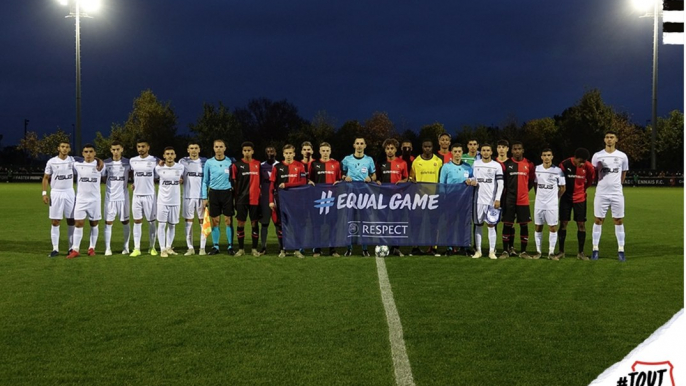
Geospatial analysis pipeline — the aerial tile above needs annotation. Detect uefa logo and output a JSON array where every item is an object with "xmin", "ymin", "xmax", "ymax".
[{"xmin": 348, "ymin": 222, "xmax": 360, "ymax": 236}]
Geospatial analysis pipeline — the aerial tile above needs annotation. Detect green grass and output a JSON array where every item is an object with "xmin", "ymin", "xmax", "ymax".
[{"xmin": 0, "ymin": 184, "xmax": 682, "ymax": 385}]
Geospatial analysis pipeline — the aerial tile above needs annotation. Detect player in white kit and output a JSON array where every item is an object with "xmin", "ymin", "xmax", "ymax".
[
  {"xmin": 101, "ymin": 141, "xmax": 131, "ymax": 256},
  {"xmin": 155, "ymin": 147, "xmax": 185, "ymax": 257},
  {"xmin": 43, "ymin": 141, "xmax": 78, "ymax": 257},
  {"xmin": 469, "ymin": 144, "xmax": 504, "ymax": 260},
  {"xmin": 591, "ymin": 131, "xmax": 629, "ymax": 262},
  {"xmin": 533, "ymin": 149, "xmax": 566, "ymax": 260},
  {"xmin": 67, "ymin": 145, "xmax": 102, "ymax": 258},
  {"xmin": 179, "ymin": 142, "xmax": 207, "ymax": 255},
  {"xmin": 129, "ymin": 140, "xmax": 159, "ymax": 257}
]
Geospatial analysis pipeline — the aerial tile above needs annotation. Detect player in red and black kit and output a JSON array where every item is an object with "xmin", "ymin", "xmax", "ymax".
[
  {"xmin": 269, "ymin": 144, "xmax": 314, "ymax": 258},
  {"xmin": 495, "ymin": 139, "xmax": 511, "ymax": 256},
  {"xmin": 301, "ymin": 141, "xmax": 314, "ymax": 174},
  {"xmin": 377, "ymin": 138, "xmax": 409, "ymax": 256},
  {"xmin": 558, "ymin": 147, "xmax": 595, "ymax": 260},
  {"xmin": 501, "ymin": 141, "xmax": 536, "ymax": 259},
  {"xmin": 309, "ymin": 142, "xmax": 342, "ymax": 257},
  {"xmin": 231, "ymin": 141, "xmax": 262, "ymax": 257}
]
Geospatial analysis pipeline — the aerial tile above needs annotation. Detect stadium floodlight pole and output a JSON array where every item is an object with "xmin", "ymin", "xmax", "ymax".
[
  {"xmin": 633, "ymin": 0, "xmax": 660, "ymax": 170},
  {"xmin": 57, "ymin": 0, "xmax": 100, "ymax": 152}
]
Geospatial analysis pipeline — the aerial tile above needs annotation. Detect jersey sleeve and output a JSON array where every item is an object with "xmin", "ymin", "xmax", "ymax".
[
  {"xmin": 558, "ymin": 168, "xmax": 566, "ymax": 186},
  {"xmin": 201, "ymin": 159, "xmax": 211, "ymax": 199},
  {"xmin": 269, "ymin": 165, "xmax": 277, "ymax": 204},
  {"xmin": 44, "ymin": 160, "xmax": 53, "ymax": 176},
  {"xmin": 368, "ymin": 158, "xmax": 376, "ymax": 174},
  {"xmin": 340, "ymin": 157, "xmax": 348, "ymax": 176},
  {"xmin": 622, "ymin": 154, "xmax": 629, "ymax": 171},
  {"xmin": 585, "ymin": 161, "xmax": 595, "ymax": 188},
  {"xmin": 439, "ymin": 165, "xmax": 447, "ymax": 184}
]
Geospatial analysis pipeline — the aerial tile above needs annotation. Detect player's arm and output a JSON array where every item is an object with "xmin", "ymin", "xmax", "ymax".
[
  {"xmin": 409, "ymin": 162, "xmax": 416, "ymax": 183},
  {"xmin": 368, "ymin": 172, "xmax": 376, "ymax": 183},
  {"xmin": 41, "ymin": 173, "xmax": 51, "ymax": 204},
  {"xmin": 585, "ymin": 162, "xmax": 595, "ymax": 189},
  {"xmin": 269, "ymin": 165, "xmax": 278, "ymax": 206},
  {"xmin": 528, "ymin": 161, "xmax": 536, "ymax": 191},
  {"xmin": 439, "ymin": 166, "xmax": 447, "ymax": 184},
  {"xmin": 201, "ymin": 159, "xmax": 211, "ymax": 207},
  {"xmin": 494, "ymin": 177, "xmax": 504, "ymax": 209},
  {"xmin": 558, "ymin": 185, "xmax": 566, "ymax": 198}
]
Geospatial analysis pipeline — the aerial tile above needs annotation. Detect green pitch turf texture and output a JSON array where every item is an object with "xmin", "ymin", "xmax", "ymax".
[{"xmin": 0, "ymin": 184, "xmax": 682, "ymax": 385}]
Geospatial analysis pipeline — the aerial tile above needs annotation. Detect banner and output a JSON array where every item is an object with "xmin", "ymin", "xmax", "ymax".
[{"xmin": 278, "ymin": 182, "xmax": 474, "ymax": 249}]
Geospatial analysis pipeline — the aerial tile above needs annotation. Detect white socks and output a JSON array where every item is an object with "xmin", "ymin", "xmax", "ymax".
[
  {"xmin": 149, "ymin": 221, "xmax": 157, "ymax": 250},
  {"xmin": 158, "ymin": 223, "xmax": 167, "ymax": 250},
  {"xmin": 535, "ymin": 231, "xmax": 543, "ymax": 253},
  {"xmin": 51, "ymin": 225, "xmax": 60, "ymax": 251},
  {"xmin": 89, "ymin": 225, "xmax": 99, "ymax": 249},
  {"xmin": 592, "ymin": 223, "xmax": 602, "ymax": 250},
  {"xmin": 487, "ymin": 227, "xmax": 496, "ymax": 253},
  {"xmin": 474, "ymin": 225, "xmax": 483, "ymax": 252},
  {"xmin": 68, "ymin": 225, "xmax": 75, "ymax": 248},
  {"xmin": 72, "ymin": 227, "xmax": 83, "ymax": 251},
  {"xmin": 122, "ymin": 223, "xmax": 130, "ymax": 251},
  {"xmin": 133, "ymin": 223, "xmax": 142, "ymax": 250},
  {"xmin": 185, "ymin": 222, "xmax": 193, "ymax": 249},
  {"xmin": 166, "ymin": 224, "xmax": 176, "ymax": 250},
  {"xmin": 615, "ymin": 225, "xmax": 625, "ymax": 251},
  {"xmin": 549, "ymin": 232, "xmax": 557, "ymax": 255},
  {"xmin": 105, "ymin": 224, "xmax": 113, "ymax": 250}
]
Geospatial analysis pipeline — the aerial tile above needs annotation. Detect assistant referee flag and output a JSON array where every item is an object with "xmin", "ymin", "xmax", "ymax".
[{"xmin": 202, "ymin": 207, "xmax": 212, "ymax": 237}]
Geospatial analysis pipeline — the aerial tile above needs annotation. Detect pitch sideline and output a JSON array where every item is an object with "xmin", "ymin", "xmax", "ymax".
[{"xmin": 375, "ymin": 256, "xmax": 416, "ymax": 386}]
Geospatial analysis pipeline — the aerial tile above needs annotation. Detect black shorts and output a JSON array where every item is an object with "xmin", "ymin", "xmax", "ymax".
[
  {"xmin": 208, "ymin": 189, "xmax": 235, "ymax": 218},
  {"xmin": 560, "ymin": 198, "xmax": 587, "ymax": 222},
  {"xmin": 502, "ymin": 203, "xmax": 531, "ymax": 224},
  {"xmin": 236, "ymin": 203, "xmax": 260, "ymax": 222}
]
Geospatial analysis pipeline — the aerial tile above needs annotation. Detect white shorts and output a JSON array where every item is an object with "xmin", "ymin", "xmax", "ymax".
[
  {"xmin": 534, "ymin": 208, "xmax": 558, "ymax": 226},
  {"xmin": 183, "ymin": 198, "xmax": 204, "ymax": 220},
  {"xmin": 74, "ymin": 199, "xmax": 102, "ymax": 221},
  {"xmin": 157, "ymin": 204, "xmax": 180, "ymax": 224},
  {"xmin": 474, "ymin": 204, "xmax": 490, "ymax": 225},
  {"xmin": 132, "ymin": 195, "xmax": 156, "ymax": 221},
  {"xmin": 49, "ymin": 190, "xmax": 75, "ymax": 220},
  {"xmin": 594, "ymin": 194, "xmax": 625, "ymax": 219},
  {"xmin": 105, "ymin": 199, "xmax": 130, "ymax": 222}
]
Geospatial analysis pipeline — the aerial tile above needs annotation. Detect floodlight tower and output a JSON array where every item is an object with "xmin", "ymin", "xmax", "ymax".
[
  {"xmin": 56, "ymin": 0, "xmax": 101, "ymax": 152},
  {"xmin": 632, "ymin": 0, "xmax": 660, "ymax": 170}
]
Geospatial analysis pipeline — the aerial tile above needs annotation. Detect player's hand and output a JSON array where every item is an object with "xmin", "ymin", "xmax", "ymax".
[
  {"xmin": 278, "ymin": 183, "xmax": 285, "ymax": 189},
  {"xmin": 202, "ymin": 199, "xmax": 208, "ymax": 208},
  {"xmin": 364, "ymin": 177, "xmax": 371, "ymax": 183},
  {"xmin": 494, "ymin": 200, "xmax": 500, "ymax": 209},
  {"xmin": 42, "ymin": 195, "xmax": 50, "ymax": 205},
  {"xmin": 269, "ymin": 202, "xmax": 276, "ymax": 210},
  {"xmin": 344, "ymin": 176, "xmax": 352, "ymax": 182},
  {"xmin": 308, "ymin": 180, "xmax": 315, "ymax": 186},
  {"xmin": 158, "ymin": 159, "xmax": 164, "ymax": 166},
  {"xmin": 333, "ymin": 180, "xmax": 340, "ymax": 185},
  {"xmin": 375, "ymin": 180, "xmax": 381, "ymax": 185},
  {"xmin": 95, "ymin": 158, "xmax": 104, "ymax": 171}
]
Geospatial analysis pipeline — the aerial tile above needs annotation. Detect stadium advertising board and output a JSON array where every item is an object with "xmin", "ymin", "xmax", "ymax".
[{"xmin": 278, "ymin": 182, "xmax": 473, "ymax": 249}]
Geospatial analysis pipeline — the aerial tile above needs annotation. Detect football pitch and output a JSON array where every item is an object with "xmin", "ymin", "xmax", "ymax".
[{"xmin": 0, "ymin": 184, "xmax": 683, "ymax": 385}]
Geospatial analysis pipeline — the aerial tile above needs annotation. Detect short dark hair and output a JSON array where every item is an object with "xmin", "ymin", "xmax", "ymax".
[
  {"xmin": 512, "ymin": 140, "xmax": 524, "ymax": 148},
  {"xmin": 82, "ymin": 143, "xmax": 95, "ymax": 151},
  {"xmin": 164, "ymin": 146, "xmax": 175, "ymax": 152},
  {"xmin": 110, "ymin": 141, "xmax": 122, "ymax": 148},
  {"xmin": 383, "ymin": 138, "xmax": 399, "ymax": 149},
  {"xmin": 241, "ymin": 141, "xmax": 254, "ymax": 150},
  {"xmin": 574, "ymin": 148, "xmax": 590, "ymax": 161},
  {"xmin": 136, "ymin": 139, "xmax": 149, "ymax": 145},
  {"xmin": 605, "ymin": 130, "xmax": 618, "ymax": 137},
  {"xmin": 422, "ymin": 139, "xmax": 433, "ymax": 145},
  {"xmin": 497, "ymin": 139, "xmax": 509, "ymax": 147},
  {"xmin": 187, "ymin": 141, "xmax": 200, "ymax": 148},
  {"xmin": 481, "ymin": 143, "xmax": 492, "ymax": 151},
  {"xmin": 450, "ymin": 143, "xmax": 464, "ymax": 151},
  {"xmin": 353, "ymin": 137, "xmax": 366, "ymax": 144},
  {"xmin": 438, "ymin": 132, "xmax": 451, "ymax": 139},
  {"xmin": 213, "ymin": 139, "xmax": 226, "ymax": 146},
  {"xmin": 541, "ymin": 148, "xmax": 553, "ymax": 154}
]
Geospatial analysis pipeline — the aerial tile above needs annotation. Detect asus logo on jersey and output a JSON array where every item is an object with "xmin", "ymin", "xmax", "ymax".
[
  {"xmin": 538, "ymin": 184, "xmax": 554, "ymax": 189},
  {"xmin": 162, "ymin": 181, "xmax": 179, "ymax": 185},
  {"xmin": 79, "ymin": 177, "xmax": 98, "ymax": 183},
  {"xmin": 55, "ymin": 174, "xmax": 73, "ymax": 180},
  {"xmin": 186, "ymin": 172, "xmax": 203, "ymax": 177},
  {"xmin": 602, "ymin": 167, "xmax": 620, "ymax": 174},
  {"xmin": 135, "ymin": 172, "xmax": 153, "ymax": 177},
  {"xmin": 477, "ymin": 178, "xmax": 493, "ymax": 183},
  {"xmin": 108, "ymin": 176, "xmax": 126, "ymax": 181}
]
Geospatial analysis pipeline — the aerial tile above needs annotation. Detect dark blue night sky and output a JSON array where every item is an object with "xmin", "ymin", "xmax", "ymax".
[{"xmin": 1, "ymin": 0, "xmax": 683, "ymax": 146}]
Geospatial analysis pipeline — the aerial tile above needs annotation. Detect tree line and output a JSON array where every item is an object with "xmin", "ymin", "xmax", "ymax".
[{"xmin": 18, "ymin": 89, "xmax": 684, "ymax": 171}]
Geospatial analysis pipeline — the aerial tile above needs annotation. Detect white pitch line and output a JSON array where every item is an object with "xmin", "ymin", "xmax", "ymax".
[{"xmin": 376, "ymin": 256, "xmax": 416, "ymax": 386}]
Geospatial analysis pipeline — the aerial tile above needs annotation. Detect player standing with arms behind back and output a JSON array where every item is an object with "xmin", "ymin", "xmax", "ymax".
[
  {"xmin": 501, "ymin": 141, "xmax": 536, "ymax": 259},
  {"xmin": 202, "ymin": 139, "xmax": 235, "ymax": 256},
  {"xmin": 591, "ymin": 131, "xmax": 629, "ymax": 261},
  {"xmin": 258, "ymin": 146, "xmax": 278, "ymax": 255},
  {"xmin": 43, "ymin": 141, "xmax": 78, "ymax": 257},
  {"xmin": 558, "ymin": 148, "xmax": 595, "ymax": 260},
  {"xmin": 129, "ymin": 139, "xmax": 159, "ymax": 257},
  {"xmin": 470, "ymin": 144, "xmax": 503, "ymax": 259},
  {"xmin": 67, "ymin": 145, "xmax": 102, "ymax": 258},
  {"xmin": 155, "ymin": 147, "xmax": 184, "ymax": 257},
  {"xmin": 179, "ymin": 142, "xmax": 207, "ymax": 255},
  {"xmin": 532, "ymin": 149, "xmax": 566, "ymax": 260},
  {"xmin": 102, "ymin": 141, "xmax": 131, "ymax": 256},
  {"xmin": 231, "ymin": 142, "xmax": 262, "ymax": 257}
]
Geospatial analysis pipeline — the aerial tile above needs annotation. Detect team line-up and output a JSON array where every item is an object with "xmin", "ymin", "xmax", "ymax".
[{"xmin": 42, "ymin": 131, "xmax": 629, "ymax": 261}]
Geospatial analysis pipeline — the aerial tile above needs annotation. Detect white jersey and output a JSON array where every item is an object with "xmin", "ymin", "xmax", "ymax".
[
  {"xmin": 592, "ymin": 149, "xmax": 629, "ymax": 197},
  {"xmin": 102, "ymin": 158, "xmax": 130, "ymax": 202},
  {"xmin": 156, "ymin": 163, "xmax": 184, "ymax": 206},
  {"xmin": 130, "ymin": 155, "xmax": 158, "ymax": 196},
  {"xmin": 179, "ymin": 157, "xmax": 206, "ymax": 199},
  {"xmin": 74, "ymin": 160, "xmax": 102, "ymax": 202},
  {"xmin": 45, "ymin": 155, "xmax": 76, "ymax": 192},
  {"xmin": 534, "ymin": 164, "xmax": 565, "ymax": 211},
  {"xmin": 472, "ymin": 159, "xmax": 504, "ymax": 205}
]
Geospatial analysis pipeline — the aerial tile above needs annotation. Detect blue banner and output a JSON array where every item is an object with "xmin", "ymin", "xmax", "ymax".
[{"xmin": 278, "ymin": 182, "xmax": 474, "ymax": 249}]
